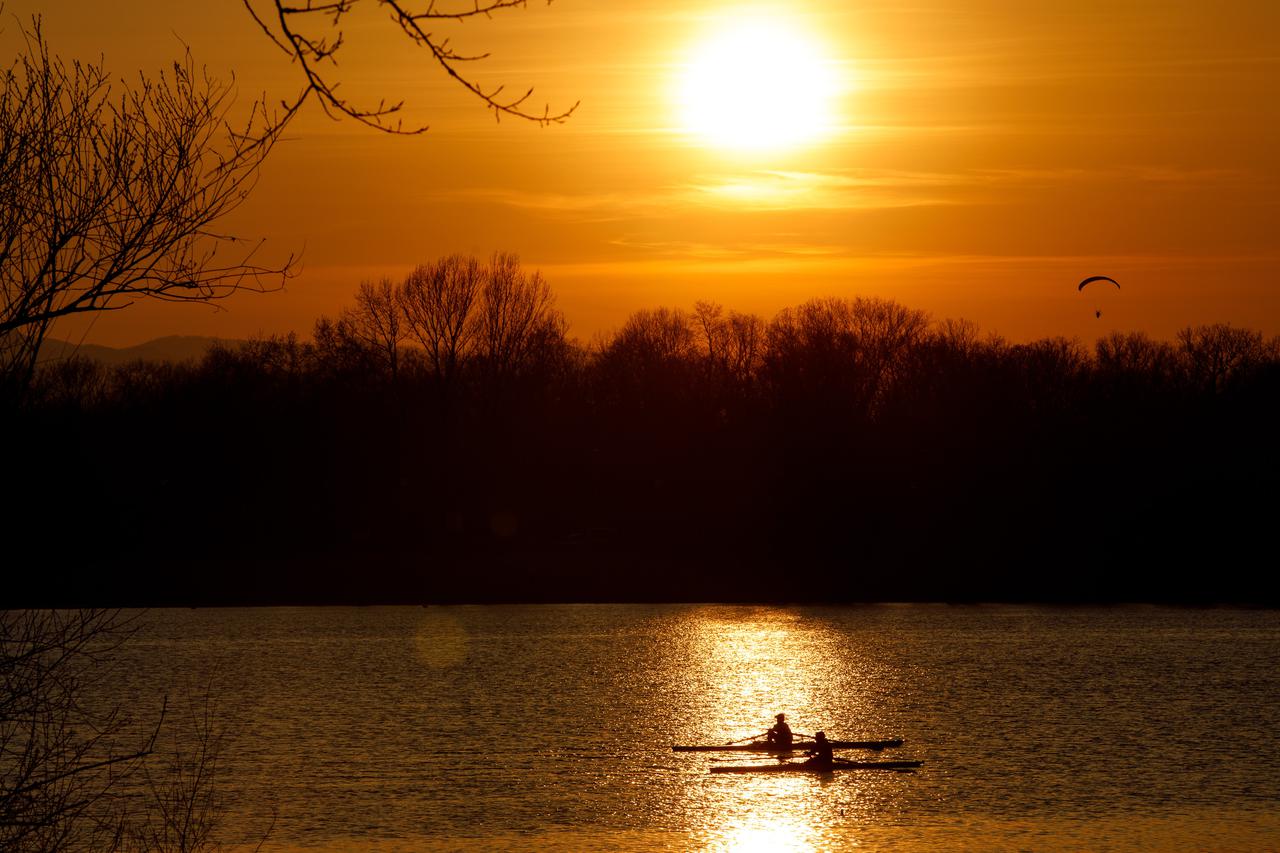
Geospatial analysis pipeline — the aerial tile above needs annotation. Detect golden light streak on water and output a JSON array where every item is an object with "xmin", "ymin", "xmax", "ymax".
[
  {"xmin": 687, "ymin": 610, "xmax": 815, "ymax": 739},
  {"xmin": 709, "ymin": 817, "xmax": 820, "ymax": 852},
  {"xmin": 683, "ymin": 607, "xmax": 882, "ymax": 745},
  {"xmin": 670, "ymin": 607, "xmax": 896, "ymax": 852},
  {"xmin": 231, "ymin": 808, "xmax": 1280, "ymax": 853}
]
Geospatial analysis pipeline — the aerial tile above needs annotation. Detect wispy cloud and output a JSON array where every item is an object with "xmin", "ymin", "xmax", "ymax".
[
  {"xmin": 537, "ymin": 250, "xmax": 1280, "ymax": 282},
  {"xmin": 684, "ymin": 169, "xmax": 961, "ymax": 210},
  {"xmin": 455, "ymin": 169, "xmax": 963, "ymax": 217},
  {"xmin": 605, "ymin": 237, "xmax": 852, "ymax": 260},
  {"xmin": 452, "ymin": 164, "xmax": 1260, "ymax": 220}
]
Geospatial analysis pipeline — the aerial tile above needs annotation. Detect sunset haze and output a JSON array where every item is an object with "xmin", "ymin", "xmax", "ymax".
[{"xmin": 7, "ymin": 0, "xmax": 1278, "ymax": 347}]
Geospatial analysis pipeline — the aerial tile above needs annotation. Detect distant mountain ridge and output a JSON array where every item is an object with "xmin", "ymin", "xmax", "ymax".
[{"xmin": 38, "ymin": 335, "xmax": 246, "ymax": 366}]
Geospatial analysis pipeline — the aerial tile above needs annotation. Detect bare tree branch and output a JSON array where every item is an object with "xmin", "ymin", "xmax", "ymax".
[
  {"xmin": 0, "ymin": 18, "xmax": 296, "ymax": 398},
  {"xmin": 0, "ymin": 610, "xmax": 151, "ymax": 852},
  {"xmin": 399, "ymin": 254, "xmax": 482, "ymax": 385},
  {"xmin": 342, "ymin": 277, "xmax": 405, "ymax": 381},
  {"xmin": 242, "ymin": 0, "xmax": 579, "ymax": 134}
]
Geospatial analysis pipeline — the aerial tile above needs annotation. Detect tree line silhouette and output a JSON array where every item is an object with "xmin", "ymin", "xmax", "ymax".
[{"xmin": 10, "ymin": 255, "xmax": 1279, "ymax": 604}]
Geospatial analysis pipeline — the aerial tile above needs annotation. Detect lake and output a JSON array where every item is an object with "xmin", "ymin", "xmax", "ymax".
[{"xmin": 100, "ymin": 605, "xmax": 1280, "ymax": 851}]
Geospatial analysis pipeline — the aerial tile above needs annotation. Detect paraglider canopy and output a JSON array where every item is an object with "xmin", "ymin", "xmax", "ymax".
[{"xmin": 1078, "ymin": 275, "xmax": 1119, "ymax": 291}]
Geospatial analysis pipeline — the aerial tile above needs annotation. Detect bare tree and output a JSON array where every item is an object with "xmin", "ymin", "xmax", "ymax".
[
  {"xmin": 316, "ymin": 253, "xmax": 566, "ymax": 387},
  {"xmin": 1, "ymin": 612, "xmax": 264, "ymax": 853},
  {"xmin": 242, "ymin": 0, "xmax": 579, "ymax": 134},
  {"xmin": 0, "ymin": 610, "xmax": 147, "ymax": 852},
  {"xmin": 1176, "ymin": 323, "xmax": 1267, "ymax": 393},
  {"xmin": 311, "ymin": 314, "xmax": 378, "ymax": 377},
  {"xmin": 692, "ymin": 301, "xmax": 725, "ymax": 365},
  {"xmin": 399, "ymin": 255, "xmax": 483, "ymax": 386},
  {"xmin": 1008, "ymin": 337, "xmax": 1089, "ymax": 414},
  {"xmin": 0, "ymin": 20, "xmax": 291, "ymax": 398},
  {"xmin": 609, "ymin": 307, "xmax": 695, "ymax": 368},
  {"xmin": 846, "ymin": 296, "xmax": 930, "ymax": 405},
  {"xmin": 692, "ymin": 300, "xmax": 763, "ymax": 383},
  {"xmin": 1096, "ymin": 331, "xmax": 1179, "ymax": 388},
  {"xmin": 473, "ymin": 252, "xmax": 565, "ymax": 382},
  {"xmin": 28, "ymin": 355, "xmax": 109, "ymax": 410},
  {"xmin": 118, "ymin": 685, "xmax": 269, "ymax": 853},
  {"xmin": 594, "ymin": 307, "xmax": 697, "ymax": 412},
  {"xmin": 764, "ymin": 297, "xmax": 928, "ymax": 415},
  {"xmin": 340, "ymin": 278, "xmax": 405, "ymax": 381},
  {"xmin": 723, "ymin": 311, "xmax": 765, "ymax": 381},
  {"xmin": 930, "ymin": 317, "xmax": 986, "ymax": 356}
]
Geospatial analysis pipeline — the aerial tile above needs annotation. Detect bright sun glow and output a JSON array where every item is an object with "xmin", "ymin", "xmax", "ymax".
[{"xmin": 679, "ymin": 17, "xmax": 840, "ymax": 153}]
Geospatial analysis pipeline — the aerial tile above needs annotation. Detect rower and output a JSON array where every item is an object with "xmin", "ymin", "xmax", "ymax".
[
  {"xmin": 804, "ymin": 730, "xmax": 834, "ymax": 769},
  {"xmin": 766, "ymin": 713, "xmax": 793, "ymax": 748}
]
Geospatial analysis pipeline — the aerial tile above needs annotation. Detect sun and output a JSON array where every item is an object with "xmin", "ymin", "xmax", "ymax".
[{"xmin": 678, "ymin": 16, "xmax": 840, "ymax": 153}]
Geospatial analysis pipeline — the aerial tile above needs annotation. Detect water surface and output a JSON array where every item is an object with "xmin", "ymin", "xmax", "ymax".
[{"xmin": 105, "ymin": 605, "xmax": 1280, "ymax": 851}]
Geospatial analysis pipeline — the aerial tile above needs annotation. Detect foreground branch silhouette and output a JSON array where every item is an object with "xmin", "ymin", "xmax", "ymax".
[
  {"xmin": 2, "ymin": 2, "xmax": 577, "ymax": 397},
  {"xmin": 0, "ymin": 611, "xmax": 141, "ymax": 851},
  {"xmin": 242, "ymin": 0, "xmax": 578, "ymax": 133},
  {"xmin": 0, "ymin": 19, "xmax": 292, "ymax": 398},
  {"xmin": 0, "ymin": 611, "xmax": 263, "ymax": 852}
]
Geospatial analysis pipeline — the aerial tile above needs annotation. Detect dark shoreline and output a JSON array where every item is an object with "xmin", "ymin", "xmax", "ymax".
[
  {"xmin": 10, "ymin": 299, "xmax": 1277, "ymax": 610},
  {"xmin": 17, "ymin": 543, "xmax": 1278, "ymax": 608}
]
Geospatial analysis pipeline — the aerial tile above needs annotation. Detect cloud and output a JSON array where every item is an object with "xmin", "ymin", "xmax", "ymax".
[
  {"xmin": 455, "ymin": 168, "xmax": 969, "ymax": 218},
  {"xmin": 605, "ymin": 237, "xmax": 852, "ymax": 260},
  {"xmin": 454, "ymin": 163, "xmax": 1264, "ymax": 222},
  {"xmin": 684, "ymin": 169, "xmax": 962, "ymax": 210}
]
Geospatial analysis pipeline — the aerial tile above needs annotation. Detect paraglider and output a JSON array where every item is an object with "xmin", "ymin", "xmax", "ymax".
[
  {"xmin": 1078, "ymin": 275, "xmax": 1119, "ymax": 291},
  {"xmin": 1079, "ymin": 276, "xmax": 1119, "ymax": 319}
]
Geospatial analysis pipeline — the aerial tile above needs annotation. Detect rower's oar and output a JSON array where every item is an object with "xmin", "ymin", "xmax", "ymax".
[{"xmin": 725, "ymin": 732, "xmax": 768, "ymax": 745}]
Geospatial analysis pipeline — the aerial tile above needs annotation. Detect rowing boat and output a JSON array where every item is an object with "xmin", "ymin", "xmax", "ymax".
[
  {"xmin": 673, "ymin": 738, "xmax": 903, "ymax": 753},
  {"xmin": 710, "ymin": 759, "xmax": 923, "ymax": 774}
]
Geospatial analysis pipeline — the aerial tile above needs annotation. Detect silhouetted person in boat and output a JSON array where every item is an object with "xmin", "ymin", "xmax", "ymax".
[
  {"xmin": 766, "ymin": 713, "xmax": 793, "ymax": 747},
  {"xmin": 804, "ymin": 730, "xmax": 834, "ymax": 769}
]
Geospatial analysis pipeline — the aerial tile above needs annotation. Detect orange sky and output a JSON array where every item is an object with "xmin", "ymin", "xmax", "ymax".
[{"xmin": 10, "ymin": 0, "xmax": 1280, "ymax": 347}]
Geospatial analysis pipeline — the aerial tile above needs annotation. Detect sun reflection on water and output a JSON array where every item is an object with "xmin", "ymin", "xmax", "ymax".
[
  {"xmin": 710, "ymin": 819, "xmax": 820, "ymax": 852},
  {"xmin": 682, "ymin": 607, "xmax": 881, "ymax": 743},
  {"xmin": 674, "ymin": 607, "xmax": 899, "ymax": 851}
]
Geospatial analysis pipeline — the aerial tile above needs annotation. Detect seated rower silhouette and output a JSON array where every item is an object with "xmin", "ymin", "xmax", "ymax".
[
  {"xmin": 804, "ymin": 730, "xmax": 834, "ymax": 769},
  {"xmin": 766, "ymin": 713, "xmax": 792, "ymax": 748}
]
